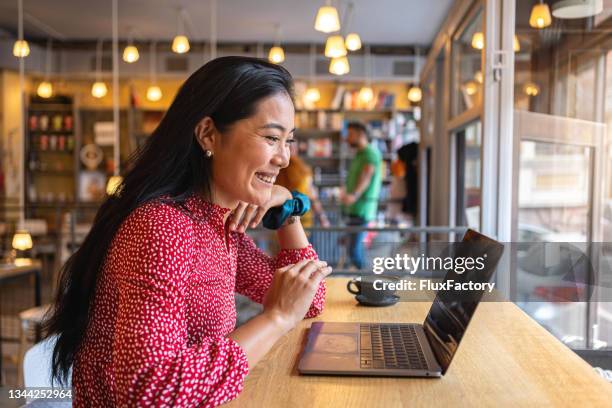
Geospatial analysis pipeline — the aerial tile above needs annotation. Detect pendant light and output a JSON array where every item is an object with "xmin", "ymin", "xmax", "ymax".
[
  {"xmin": 268, "ymin": 24, "xmax": 285, "ymax": 64},
  {"xmin": 304, "ymin": 44, "xmax": 320, "ymax": 105},
  {"xmin": 407, "ymin": 48, "xmax": 422, "ymax": 103},
  {"xmin": 107, "ymin": 0, "xmax": 123, "ymax": 196},
  {"xmin": 146, "ymin": 41, "xmax": 162, "ymax": 102},
  {"xmin": 314, "ymin": 0, "xmax": 341, "ymax": 33},
  {"xmin": 122, "ymin": 28, "xmax": 139, "ymax": 63},
  {"xmin": 471, "ymin": 32, "xmax": 484, "ymax": 50},
  {"xmin": 407, "ymin": 86, "xmax": 422, "ymax": 103},
  {"xmin": 37, "ymin": 39, "xmax": 53, "ymax": 98},
  {"xmin": 13, "ymin": 0, "xmax": 29, "ymax": 58},
  {"xmin": 529, "ymin": 1, "xmax": 552, "ymax": 28},
  {"xmin": 513, "ymin": 35, "xmax": 520, "ymax": 52},
  {"xmin": 358, "ymin": 45, "xmax": 373, "ymax": 106},
  {"xmin": 345, "ymin": 33, "xmax": 362, "ymax": 52},
  {"xmin": 329, "ymin": 56, "xmax": 349, "ymax": 75},
  {"xmin": 344, "ymin": 2, "xmax": 361, "ymax": 51},
  {"xmin": 14, "ymin": 0, "xmax": 31, "ymax": 257},
  {"xmin": 172, "ymin": 8, "xmax": 190, "ymax": 54},
  {"xmin": 325, "ymin": 35, "xmax": 347, "ymax": 58},
  {"xmin": 106, "ymin": 175, "xmax": 123, "ymax": 195},
  {"xmin": 305, "ymin": 88, "xmax": 321, "ymax": 103},
  {"xmin": 12, "ymin": 230, "xmax": 33, "ymax": 251},
  {"xmin": 552, "ymin": 0, "xmax": 603, "ymax": 19},
  {"xmin": 463, "ymin": 80, "xmax": 478, "ymax": 96},
  {"xmin": 524, "ymin": 82, "xmax": 540, "ymax": 96},
  {"xmin": 92, "ymin": 39, "xmax": 108, "ymax": 98}
]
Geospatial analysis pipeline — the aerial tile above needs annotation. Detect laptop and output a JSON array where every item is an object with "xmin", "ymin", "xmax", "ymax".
[{"xmin": 298, "ymin": 229, "xmax": 504, "ymax": 377}]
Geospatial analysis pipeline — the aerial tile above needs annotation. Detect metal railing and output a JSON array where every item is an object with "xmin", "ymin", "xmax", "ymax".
[{"xmin": 2, "ymin": 203, "xmax": 469, "ymax": 275}]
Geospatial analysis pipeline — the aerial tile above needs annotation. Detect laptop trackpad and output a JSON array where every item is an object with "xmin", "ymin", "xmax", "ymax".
[{"xmin": 299, "ymin": 322, "xmax": 361, "ymax": 373}]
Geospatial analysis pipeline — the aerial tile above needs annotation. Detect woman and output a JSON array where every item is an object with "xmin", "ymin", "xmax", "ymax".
[{"xmin": 43, "ymin": 56, "xmax": 331, "ymax": 407}]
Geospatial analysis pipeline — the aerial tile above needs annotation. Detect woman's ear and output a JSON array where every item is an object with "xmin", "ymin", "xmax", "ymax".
[{"xmin": 194, "ymin": 117, "xmax": 217, "ymax": 153}]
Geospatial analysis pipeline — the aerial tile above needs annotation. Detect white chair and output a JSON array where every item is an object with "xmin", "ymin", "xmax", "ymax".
[
  {"xmin": 18, "ymin": 305, "xmax": 52, "ymax": 387},
  {"xmin": 22, "ymin": 335, "xmax": 72, "ymax": 406}
]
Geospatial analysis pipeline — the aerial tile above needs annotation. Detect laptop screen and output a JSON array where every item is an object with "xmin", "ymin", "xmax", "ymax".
[{"xmin": 422, "ymin": 229, "xmax": 504, "ymax": 374}]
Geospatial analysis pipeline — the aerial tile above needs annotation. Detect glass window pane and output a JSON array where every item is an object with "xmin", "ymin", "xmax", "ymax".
[
  {"xmin": 455, "ymin": 121, "xmax": 481, "ymax": 230},
  {"xmin": 451, "ymin": 8, "xmax": 483, "ymax": 117},
  {"xmin": 516, "ymin": 141, "xmax": 592, "ymax": 348},
  {"xmin": 513, "ymin": 0, "xmax": 610, "ymax": 350}
]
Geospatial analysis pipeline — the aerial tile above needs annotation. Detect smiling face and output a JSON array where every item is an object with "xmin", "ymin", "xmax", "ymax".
[{"xmin": 195, "ymin": 92, "xmax": 295, "ymax": 208}]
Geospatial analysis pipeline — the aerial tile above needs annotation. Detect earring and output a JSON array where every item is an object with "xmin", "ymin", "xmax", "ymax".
[{"xmin": 205, "ymin": 150, "xmax": 213, "ymax": 158}]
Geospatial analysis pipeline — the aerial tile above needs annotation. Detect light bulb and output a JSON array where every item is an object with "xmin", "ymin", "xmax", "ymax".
[
  {"xmin": 314, "ymin": 5, "xmax": 341, "ymax": 33},
  {"xmin": 407, "ymin": 86, "xmax": 422, "ymax": 103},
  {"xmin": 172, "ymin": 35, "xmax": 190, "ymax": 54},
  {"xmin": 529, "ymin": 3, "xmax": 552, "ymax": 28},
  {"xmin": 37, "ymin": 81, "xmax": 53, "ymax": 98},
  {"xmin": 358, "ymin": 86, "xmax": 374, "ymax": 104},
  {"xmin": 268, "ymin": 46, "xmax": 285, "ymax": 64},
  {"xmin": 464, "ymin": 81, "xmax": 478, "ymax": 96},
  {"xmin": 325, "ymin": 35, "xmax": 347, "ymax": 58},
  {"xmin": 122, "ymin": 45, "xmax": 140, "ymax": 63},
  {"xmin": 12, "ymin": 230, "xmax": 33, "ymax": 250},
  {"xmin": 474, "ymin": 71, "xmax": 484, "ymax": 84},
  {"xmin": 146, "ymin": 85, "xmax": 162, "ymax": 102},
  {"xmin": 552, "ymin": 0, "xmax": 603, "ymax": 19},
  {"xmin": 91, "ymin": 81, "xmax": 108, "ymax": 98},
  {"xmin": 524, "ymin": 82, "xmax": 540, "ymax": 96},
  {"xmin": 13, "ymin": 39, "xmax": 30, "ymax": 58},
  {"xmin": 514, "ymin": 35, "xmax": 521, "ymax": 52},
  {"xmin": 329, "ymin": 56, "xmax": 350, "ymax": 75},
  {"xmin": 471, "ymin": 32, "xmax": 484, "ymax": 50},
  {"xmin": 106, "ymin": 175, "xmax": 123, "ymax": 195},
  {"xmin": 305, "ymin": 87, "xmax": 321, "ymax": 103},
  {"xmin": 345, "ymin": 33, "xmax": 362, "ymax": 51}
]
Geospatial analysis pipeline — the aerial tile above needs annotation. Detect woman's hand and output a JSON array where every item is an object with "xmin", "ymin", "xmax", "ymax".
[
  {"xmin": 262, "ymin": 259, "xmax": 332, "ymax": 332},
  {"xmin": 228, "ymin": 185, "xmax": 292, "ymax": 233}
]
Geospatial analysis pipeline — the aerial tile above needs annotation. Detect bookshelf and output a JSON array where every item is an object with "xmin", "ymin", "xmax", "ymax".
[
  {"xmin": 295, "ymin": 107, "xmax": 418, "ymax": 215},
  {"xmin": 25, "ymin": 95, "xmax": 78, "ymax": 231}
]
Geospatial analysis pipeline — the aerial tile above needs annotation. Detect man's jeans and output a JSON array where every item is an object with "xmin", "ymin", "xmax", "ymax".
[{"xmin": 346, "ymin": 215, "xmax": 367, "ymax": 270}]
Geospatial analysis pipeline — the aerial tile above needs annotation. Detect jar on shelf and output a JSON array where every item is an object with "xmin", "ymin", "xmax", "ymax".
[
  {"xmin": 39, "ymin": 115, "xmax": 49, "ymax": 131},
  {"xmin": 29, "ymin": 115, "xmax": 38, "ymax": 131}
]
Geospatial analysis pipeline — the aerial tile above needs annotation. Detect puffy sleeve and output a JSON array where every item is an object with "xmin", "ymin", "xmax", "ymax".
[
  {"xmin": 234, "ymin": 233, "xmax": 326, "ymax": 318},
  {"xmin": 109, "ymin": 203, "xmax": 249, "ymax": 407}
]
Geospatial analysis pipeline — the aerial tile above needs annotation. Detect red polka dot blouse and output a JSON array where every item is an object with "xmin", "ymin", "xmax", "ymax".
[{"xmin": 72, "ymin": 194, "xmax": 326, "ymax": 407}]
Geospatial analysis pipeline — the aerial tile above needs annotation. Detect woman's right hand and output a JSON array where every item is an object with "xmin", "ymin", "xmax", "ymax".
[{"xmin": 262, "ymin": 259, "xmax": 332, "ymax": 332}]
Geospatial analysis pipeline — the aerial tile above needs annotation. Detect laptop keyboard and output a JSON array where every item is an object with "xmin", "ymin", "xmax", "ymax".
[{"xmin": 360, "ymin": 324, "xmax": 429, "ymax": 370}]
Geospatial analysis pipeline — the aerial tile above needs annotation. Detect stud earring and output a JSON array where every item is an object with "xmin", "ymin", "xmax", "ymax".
[{"xmin": 205, "ymin": 150, "xmax": 213, "ymax": 157}]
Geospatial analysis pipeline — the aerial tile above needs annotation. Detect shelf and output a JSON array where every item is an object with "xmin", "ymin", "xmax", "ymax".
[
  {"xmin": 29, "ymin": 149, "xmax": 75, "ymax": 154},
  {"xmin": 305, "ymin": 155, "xmax": 343, "ymax": 160},
  {"xmin": 28, "ymin": 130, "xmax": 74, "ymax": 135},
  {"xmin": 296, "ymin": 108, "xmax": 414, "ymax": 114},
  {"xmin": 31, "ymin": 169, "xmax": 75, "ymax": 176},
  {"xmin": 26, "ymin": 201, "xmax": 103, "ymax": 208},
  {"xmin": 296, "ymin": 128, "xmax": 341, "ymax": 135}
]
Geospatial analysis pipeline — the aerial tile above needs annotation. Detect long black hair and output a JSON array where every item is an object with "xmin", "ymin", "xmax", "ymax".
[{"xmin": 42, "ymin": 56, "xmax": 294, "ymax": 385}]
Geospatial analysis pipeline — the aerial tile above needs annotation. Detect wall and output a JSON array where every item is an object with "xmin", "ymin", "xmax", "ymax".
[{"xmin": 1, "ymin": 70, "xmax": 29, "ymax": 201}]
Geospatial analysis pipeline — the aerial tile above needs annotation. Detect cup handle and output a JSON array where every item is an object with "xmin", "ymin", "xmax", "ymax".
[{"xmin": 347, "ymin": 280, "xmax": 360, "ymax": 295}]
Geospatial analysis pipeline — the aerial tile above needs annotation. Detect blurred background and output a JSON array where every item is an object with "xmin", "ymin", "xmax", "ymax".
[{"xmin": 0, "ymin": 0, "xmax": 611, "ymax": 388}]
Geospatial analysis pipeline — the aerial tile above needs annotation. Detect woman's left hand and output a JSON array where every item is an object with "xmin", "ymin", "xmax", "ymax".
[{"xmin": 228, "ymin": 185, "xmax": 292, "ymax": 233}]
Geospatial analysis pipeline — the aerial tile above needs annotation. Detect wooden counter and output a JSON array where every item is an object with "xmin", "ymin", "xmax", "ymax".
[{"xmin": 228, "ymin": 278, "xmax": 612, "ymax": 407}]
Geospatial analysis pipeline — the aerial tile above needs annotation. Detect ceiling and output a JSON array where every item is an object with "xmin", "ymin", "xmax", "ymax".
[{"xmin": 0, "ymin": 0, "xmax": 453, "ymax": 45}]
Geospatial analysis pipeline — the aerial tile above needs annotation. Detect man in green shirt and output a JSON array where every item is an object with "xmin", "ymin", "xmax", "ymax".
[{"xmin": 340, "ymin": 121, "xmax": 382, "ymax": 269}]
